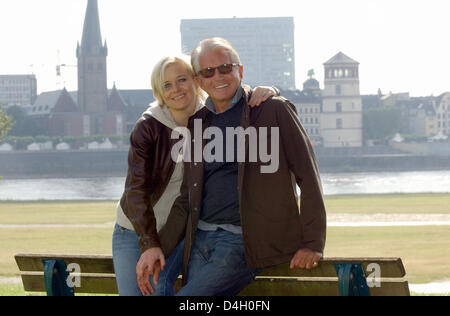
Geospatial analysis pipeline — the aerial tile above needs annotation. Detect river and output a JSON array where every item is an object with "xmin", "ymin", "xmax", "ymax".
[{"xmin": 0, "ymin": 170, "xmax": 449, "ymax": 201}]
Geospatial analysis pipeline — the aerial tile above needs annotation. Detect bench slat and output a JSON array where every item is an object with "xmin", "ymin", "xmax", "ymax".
[
  {"xmin": 257, "ymin": 258, "xmax": 405, "ymax": 278},
  {"xmin": 15, "ymin": 254, "xmax": 115, "ymax": 274},
  {"xmin": 238, "ymin": 278, "xmax": 410, "ymax": 296},
  {"xmin": 15, "ymin": 254, "xmax": 405, "ymax": 278},
  {"xmin": 20, "ymin": 273, "xmax": 118, "ymax": 295}
]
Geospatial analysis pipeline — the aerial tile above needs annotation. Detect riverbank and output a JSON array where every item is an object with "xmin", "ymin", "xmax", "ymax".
[
  {"xmin": 1, "ymin": 147, "xmax": 450, "ymax": 179},
  {"xmin": 2, "ymin": 171, "xmax": 450, "ymax": 201}
]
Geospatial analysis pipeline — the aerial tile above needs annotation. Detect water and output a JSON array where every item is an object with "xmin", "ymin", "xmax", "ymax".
[
  {"xmin": 1, "ymin": 170, "xmax": 449, "ymax": 201},
  {"xmin": 322, "ymin": 170, "xmax": 450, "ymax": 195}
]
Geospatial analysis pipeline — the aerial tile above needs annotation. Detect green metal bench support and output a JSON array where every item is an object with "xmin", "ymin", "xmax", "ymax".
[
  {"xmin": 334, "ymin": 263, "xmax": 370, "ymax": 296},
  {"xmin": 42, "ymin": 259, "xmax": 74, "ymax": 296}
]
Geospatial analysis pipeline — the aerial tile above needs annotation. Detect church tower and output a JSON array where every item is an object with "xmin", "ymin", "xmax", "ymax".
[
  {"xmin": 321, "ymin": 52, "xmax": 363, "ymax": 147},
  {"xmin": 76, "ymin": 0, "xmax": 108, "ymax": 135}
]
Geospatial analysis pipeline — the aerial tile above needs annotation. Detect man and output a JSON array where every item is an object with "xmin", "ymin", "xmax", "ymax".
[{"xmin": 137, "ymin": 37, "xmax": 326, "ymax": 296}]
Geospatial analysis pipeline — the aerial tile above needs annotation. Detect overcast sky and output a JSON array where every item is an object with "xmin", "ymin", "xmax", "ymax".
[{"xmin": 1, "ymin": 0, "xmax": 449, "ymax": 96}]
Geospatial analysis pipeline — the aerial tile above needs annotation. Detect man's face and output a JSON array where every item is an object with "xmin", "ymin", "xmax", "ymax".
[{"xmin": 195, "ymin": 48, "xmax": 243, "ymax": 109}]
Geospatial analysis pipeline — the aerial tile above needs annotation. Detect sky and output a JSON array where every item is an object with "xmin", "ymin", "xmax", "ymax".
[{"xmin": 1, "ymin": 0, "xmax": 449, "ymax": 97}]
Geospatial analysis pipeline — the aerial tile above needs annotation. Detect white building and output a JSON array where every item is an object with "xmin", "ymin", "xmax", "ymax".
[
  {"xmin": 321, "ymin": 52, "xmax": 363, "ymax": 147},
  {"xmin": 0, "ymin": 75, "xmax": 37, "ymax": 107},
  {"xmin": 180, "ymin": 17, "xmax": 296, "ymax": 90},
  {"xmin": 436, "ymin": 92, "xmax": 450, "ymax": 135}
]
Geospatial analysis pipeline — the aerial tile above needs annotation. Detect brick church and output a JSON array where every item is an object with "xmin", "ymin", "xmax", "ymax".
[{"xmin": 29, "ymin": 0, "xmax": 131, "ymax": 137}]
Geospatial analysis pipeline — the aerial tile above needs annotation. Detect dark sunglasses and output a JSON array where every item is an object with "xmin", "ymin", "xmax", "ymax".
[{"xmin": 197, "ymin": 63, "xmax": 241, "ymax": 78}]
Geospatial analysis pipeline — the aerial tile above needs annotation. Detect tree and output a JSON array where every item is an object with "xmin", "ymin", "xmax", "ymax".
[
  {"xmin": 5, "ymin": 106, "xmax": 46, "ymax": 136},
  {"xmin": 0, "ymin": 103, "xmax": 13, "ymax": 142},
  {"xmin": 363, "ymin": 106, "xmax": 402, "ymax": 141}
]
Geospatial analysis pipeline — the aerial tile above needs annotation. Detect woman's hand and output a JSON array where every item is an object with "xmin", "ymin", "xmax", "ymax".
[
  {"xmin": 248, "ymin": 86, "xmax": 279, "ymax": 107},
  {"xmin": 136, "ymin": 247, "xmax": 166, "ymax": 296}
]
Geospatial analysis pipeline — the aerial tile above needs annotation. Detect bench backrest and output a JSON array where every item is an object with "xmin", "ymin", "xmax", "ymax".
[{"xmin": 15, "ymin": 254, "xmax": 410, "ymax": 296}]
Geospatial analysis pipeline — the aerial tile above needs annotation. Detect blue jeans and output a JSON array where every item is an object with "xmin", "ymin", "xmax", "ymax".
[
  {"xmin": 112, "ymin": 224, "xmax": 183, "ymax": 296},
  {"xmin": 160, "ymin": 229, "xmax": 261, "ymax": 296}
]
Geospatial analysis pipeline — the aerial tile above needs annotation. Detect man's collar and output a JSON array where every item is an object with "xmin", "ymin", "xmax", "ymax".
[{"xmin": 205, "ymin": 84, "xmax": 244, "ymax": 114}]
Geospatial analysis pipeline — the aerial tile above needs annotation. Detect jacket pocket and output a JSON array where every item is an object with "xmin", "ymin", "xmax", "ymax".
[{"xmin": 251, "ymin": 216, "xmax": 302, "ymax": 260}]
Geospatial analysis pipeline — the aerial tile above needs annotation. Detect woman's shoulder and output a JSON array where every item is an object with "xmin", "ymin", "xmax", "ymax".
[
  {"xmin": 131, "ymin": 106, "xmax": 172, "ymax": 142},
  {"xmin": 137, "ymin": 102, "xmax": 174, "ymax": 129}
]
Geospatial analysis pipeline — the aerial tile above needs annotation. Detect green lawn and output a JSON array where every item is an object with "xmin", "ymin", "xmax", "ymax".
[
  {"xmin": 0, "ymin": 201, "xmax": 116, "ymax": 225},
  {"xmin": 325, "ymin": 193, "xmax": 450, "ymax": 214},
  {"xmin": 0, "ymin": 227, "xmax": 113, "ymax": 277},
  {"xmin": 0, "ymin": 283, "xmax": 24, "ymax": 296},
  {"xmin": 325, "ymin": 226, "xmax": 450, "ymax": 284},
  {"xmin": 2, "ymin": 193, "xmax": 448, "ymax": 225}
]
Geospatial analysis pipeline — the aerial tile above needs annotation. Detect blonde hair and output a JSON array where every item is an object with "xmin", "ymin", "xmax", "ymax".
[
  {"xmin": 191, "ymin": 37, "xmax": 241, "ymax": 74},
  {"xmin": 151, "ymin": 55, "xmax": 205, "ymax": 106}
]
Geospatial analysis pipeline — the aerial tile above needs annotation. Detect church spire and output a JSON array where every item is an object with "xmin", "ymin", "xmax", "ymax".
[
  {"xmin": 77, "ymin": 0, "xmax": 108, "ymax": 121},
  {"xmin": 79, "ymin": 0, "xmax": 106, "ymax": 56}
]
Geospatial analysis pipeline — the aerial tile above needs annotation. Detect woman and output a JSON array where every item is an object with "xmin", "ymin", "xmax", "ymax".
[{"xmin": 112, "ymin": 55, "xmax": 278, "ymax": 296}]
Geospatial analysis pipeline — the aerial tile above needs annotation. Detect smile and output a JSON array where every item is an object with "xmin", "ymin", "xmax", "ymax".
[
  {"xmin": 215, "ymin": 84, "xmax": 229, "ymax": 89},
  {"xmin": 173, "ymin": 94, "xmax": 186, "ymax": 101}
]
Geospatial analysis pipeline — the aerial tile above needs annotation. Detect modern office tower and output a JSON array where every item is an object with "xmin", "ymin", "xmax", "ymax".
[
  {"xmin": 0, "ymin": 75, "xmax": 37, "ymax": 107},
  {"xmin": 180, "ymin": 17, "xmax": 296, "ymax": 90}
]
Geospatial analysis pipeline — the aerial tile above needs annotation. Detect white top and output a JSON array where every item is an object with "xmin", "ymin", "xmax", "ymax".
[{"xmin": 115, "ymin": 99, "xmax": 204, "ymax": 232}]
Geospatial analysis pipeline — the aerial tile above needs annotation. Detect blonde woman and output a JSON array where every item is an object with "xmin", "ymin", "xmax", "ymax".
[{"xmin": 112, "ymin": 55, "xmax": 278, "ymax": 296}]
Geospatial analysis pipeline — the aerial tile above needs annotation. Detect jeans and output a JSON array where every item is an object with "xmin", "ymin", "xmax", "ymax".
[
  {"xmin": 112, "ymin": 223, "xmax": 183, "ymax": 296},
  {"xmin": 168, "ymin": 229, "xmax": 261, "ymax": 296}
]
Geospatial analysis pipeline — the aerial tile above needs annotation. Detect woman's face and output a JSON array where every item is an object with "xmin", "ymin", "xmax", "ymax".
[{"xmin": 162, "ymin": 62, "xmax": 197, "ymax": 112}]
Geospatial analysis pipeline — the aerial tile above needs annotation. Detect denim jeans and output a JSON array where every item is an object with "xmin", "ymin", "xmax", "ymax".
[
  {"xmin": 175, "ymin": 229, "xmax": 261, "ymax": 296},
  {"xmin": 112, "ymin": 223, "xmax": 183, "ymax": 296}
]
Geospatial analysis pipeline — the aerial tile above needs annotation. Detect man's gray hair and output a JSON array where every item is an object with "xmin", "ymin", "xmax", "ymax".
[{"xmin": 191, "ymin": 37, "xmax": 241, "ymax": 74}]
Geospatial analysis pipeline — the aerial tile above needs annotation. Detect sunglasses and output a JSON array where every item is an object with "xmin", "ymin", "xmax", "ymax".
[{"xmin": 197, "ymin": 63, "xmax": 241, "ymax": 78}]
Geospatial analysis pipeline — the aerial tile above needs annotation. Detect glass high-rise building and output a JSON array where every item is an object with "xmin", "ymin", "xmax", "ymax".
[
  {"xmin": 180, "ymin": 17, "xmax": 296, "ymax": 90},
  {"xmin": 0, "ymin": 75, "xmax": 37, "ymax": 107}
]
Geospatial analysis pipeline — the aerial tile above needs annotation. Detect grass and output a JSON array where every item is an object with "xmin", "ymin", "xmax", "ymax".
[
  {"xmin": 0, "ymin": 227, "xmax": 113, "ymax": 277},
  {"xmin": 0, "ymin": 193, "xmax": 449, "ymax": 295},
  {"xmin": 0, "ymin": 201, "xmax": 116, "ymax": 225},
  {"xmin": 325, "ymin": 226, "xmax": 450, "ymax": 284},
  {"xmin": 0, "ymin": 283, "xmax": 24, "ymax": 296},
  {"xmin": 1, "ymin": 193, "xmax": 448, "ymax": 225},
  {"xmin": 324, "ymin": 193, "xmax": 450, "ymax": 214}
]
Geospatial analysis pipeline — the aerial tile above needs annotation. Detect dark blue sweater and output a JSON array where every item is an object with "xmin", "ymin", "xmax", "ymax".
[{"xmin": 200, "ymin": 99, "xmax": 243, "ymax": 226}]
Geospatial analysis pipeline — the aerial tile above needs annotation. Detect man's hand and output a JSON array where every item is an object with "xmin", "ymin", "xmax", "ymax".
[
  {"xmin": 290, "ymin": 248, "xmax": 323, "ymax": 270},
  {"xmin": 248, "ymin": 86, "xmax": 278, "ymax": 107},
  {"xmin": 136, "ymin": 247, "xmax": 165, "ymax": 296}
]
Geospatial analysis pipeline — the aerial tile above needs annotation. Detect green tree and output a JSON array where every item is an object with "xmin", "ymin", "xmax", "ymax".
[
  {"xmin": 0, "ymin": 103, "xmax": 13, "ymax": 142},
  {"xmin": 363, "ymin": 106, "xmax": 402, "ymax": 141},
  {"xmin": 5, "ymin": 106, "xmax": 46, "ymax": 136}
]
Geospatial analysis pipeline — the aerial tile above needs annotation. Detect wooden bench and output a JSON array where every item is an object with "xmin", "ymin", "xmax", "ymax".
[{"xmin": 15, "ymin": 254, "xmax": 410, "ymax": 296}]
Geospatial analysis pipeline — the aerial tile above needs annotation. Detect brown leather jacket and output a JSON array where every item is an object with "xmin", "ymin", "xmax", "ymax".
[
  {"xmin": 158, "ymin": 86, "xmax": 327, "ymax": 285},
  {"xmin": 119, "ymin": 111, "xmax": 182, "ymax": 253}
]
